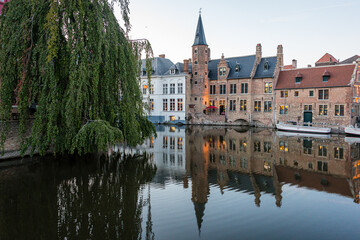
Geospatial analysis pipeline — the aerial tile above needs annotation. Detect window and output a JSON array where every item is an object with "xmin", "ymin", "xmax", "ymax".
[
  {"xmin": 220, "ymin": 155, "xmax": 226, "ymax": 165},
  {"xmin": 177, "ymin": 98, "xmax": 183, "ymax": 111},
  {"xmin": 229, "ymin": 139, "xmax": 236, "ymax": 151},
  {"xmin": 239, "ymin": 140, "xmax": 247, "ymax": 152},
  {"xmin": 194, "ymin": 48, "xmax": 198, "ymax": 53},
  {"xmin": 264, "ymin": 161, "xmax": 271, "ymax": 172},
  {"xmin": 170, "ymin": 83, "xmax": 175, "ymax": 94},
  {"xmin": 265, "ymin": 82, "xmax": 272, "ymax": 93},
  {"xmin": 254, "ymin": 141, "xmax": 261, "ymax": 152},
  {"xmin": 229, "ymin": 156, "xmax": 236, "ymax": 167},
  {"xmin": 163, "ymin": 99, "xmax": 168, "ymax": 111},
  {"xmin": 317, "ymin": 161, "xmax": 328, "ymax": 172},
  {"xmin": 163, "ymin": 84, "xmax": 168, "ymax": 94},
  {"xmin": 280, "ymin": 90, "xmax": 288, "ymax": 98},
  {"xmin": 323, "ymin": 76, "xmax": 329, "ymax": 82},
  {"xmin": 241, "ymin": 83, "xmax": 248, "ymax": 94},
  {"xmin": 318, "ymin": 145, "xmax": 327, "ymax": 157},
  {"xmin": 194, "ymin": 61, "xmax": 198, "ymax": 65},
  {"xmin": 264, "ymin": 101, "xmax": 272, "ymax": 112},
  {"xmin": 178, "ymin": 154, "xmax": 183, "ymax": 166},
  {"xmin": 170, "ymin": 137, "xmax": 175, "ymax": 149},
  {"xmin": 334, "ymin": 147, "xmax": 344, "ymax": 159},
  {"xmin": 280, "ymin": 105, "xmax": 288, "ymax": 114},
  {"xmin": 149, "ymin": 136, "xmax": 154, "ymax": 148},
  {"xmin": 149, "ymin": 84, "xmax": 154, "ymax": 94},
  {"xmin": 235, "ymin": 64, "xmax": 240, "ymax": 72},
  {"xmin": 230, "ymin": 100, "xmax": 236, "ymax": 111},
  {"xmin": 335, "ymin": 105, "xmax": 344, "ymax": 116},
  {"xmin": 163, "ymin": 136, "xmax": 168, "ymax": 148},
  {"xmin": 264, "ymin": 61, "xmax": 270, "ymax": 70},
  {"xmin": 163, "ymin": 153, "xmax": 168, "ymax": 164},
  {"xmin": 219, "ymin": 67, "xmax": 226, "ymax": 76},
  {"xmin": 178, "ymin": 137, "xmax": 183, "ymax": 150},
  {"xmin": 304, "ymin": 105, "xmax": 312, "ymax": 111},
  {"xmin": 149, "ymin": 99, "xmax": 154, "ymax": 110},
  {"xmin": 209, "ymin": 153, "xmax": 215, "ymax": 163},
  {"xmin": 220, "ymin": 84, "xmax": 226, "ymax": 94},
  {"xmin": 279, "ymin": 141, "xmax": 288, "ymax": 152},
  {"xmin": 309, "ymin": 90, "xmax": 314, "ymax": 97},
  {"xmin": 194, "ymin": 72, "xmax": 198, "ymax": 76},
  {"xmin": 254, "ymin": 101, "xmax": 261, "ymax": 112},
  {"xmin": 210, "ymin": 85, "xmax": 216, "ymax": 94},
  {"xmin": 178, "ymin": 83, "xmax": 183, "ymax": 94},
  {"xmin": 294, "ymin": 91, "xmax": 299, "ymax": 97},
  {"xmin": 296, "ymin": 77, "xmax": 302, "ymax": 83},
  {"xmin": 318, "ymin": 89, "xmax": 329, "ymax": 100},
  {"xmin": 170, "ymin": 99, "xmax": 175, "ymax": 111},
  {"xmin": 264, "ymin": 142, "xmax": 271, "ymax": 153},
  {"xmin": 319, "ymin": 105, "xmax": 328, "ymax": 116},
  {"xmin": 230, "ymin": 84, "xmax": 237, "ymax": 94},
  {"xmin": 170, "ymin": 69, "xmax": 176, "ymax": 75},
  {"xmin": 142, "ymin": 85, "xmax": 147, "ymax": 94},
  {"xmin": 240, "ymin": 100, "xmax": 247, "ymax": 111},
  {"xmin": 303, "ymin": 139, "xmax": 312, "ymax": 155},
  {"xmin": 240, "ymin": 158, "xmax": 248, "ymax": 169}
]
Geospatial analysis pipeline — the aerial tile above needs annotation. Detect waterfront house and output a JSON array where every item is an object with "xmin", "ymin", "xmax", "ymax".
[
  {"xmin": 275, "ymin": 60, "xmax": 360, "ymax": 131},
  {"xmin": 141, "ymin": 56, "xmax": 188, "ymax": 124}
]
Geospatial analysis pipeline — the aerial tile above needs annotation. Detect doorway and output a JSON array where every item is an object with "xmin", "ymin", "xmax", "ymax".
[{"xmin": 304, "ymin": 112, "xmax": 312, "ymax": 125}]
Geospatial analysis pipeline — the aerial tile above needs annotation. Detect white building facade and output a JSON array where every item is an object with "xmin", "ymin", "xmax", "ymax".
[{"xmin": 141, "ymin": 56, "xmax": 187, "ymax": 124}]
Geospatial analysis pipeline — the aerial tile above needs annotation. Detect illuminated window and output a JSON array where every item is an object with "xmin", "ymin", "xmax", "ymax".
[
  {"xmin": 170, "ymin": 99, "xmax": 175, "ymax": 111},
  {"xmin": 149, "ymin": 84, "xmax": 154, "ymax": 94},
  {"xmin": 319, "ymin": 105, "xmax": 328, "ymax": 116},
  {"xmin": 149, "ymin": 99, "xmax": 154, "ymax": 111},
  {"xmin": 240, "ymin": 100, "xmax": 247, "ymax": 111},
  {"xmin": 294, "ymin": 91, "xmax": 299, "ymax": 97},
  {"xmin": 149, "ymin": 136, "xmax": 154, "ymax": 148},
  {"xmin": 177, "ymin": 98, "xmax": 183, "ymax": 111},
  {"xmin": 280, "ymin": 105, "xmax": 288, "ymax": 114},
  {"xmin": 280, "ymin": 141, "xmax": 288, "ymax": 152},
  {"xmin": 318, "ymin": 145, "xmax": 327, "ymax": 157},
  {"xmin": 163, "ymin": 136, "xmax": 168, "ymax": 148},
  {"xmin": 264, "ymin": 161, "xmax": 271, "ymax": 172},
  {"xmin": 170, "ymin": 137, "xmax": 175, "ymax": 149},
  {"xmin": 334, "ymin": 147, "xmax": 344, "ymax": 159},
  {"xmin": 142, "ymin": 85, "xmax": 147, "ymax": 94},
  {"xmin": 169, "ymin": 116, "xmax": 175, "ymax": 121},
  {"xmin": 265, "ymin": 82, "xmax": 272, "ymax": 93},
  {"xmin": 335, "ymin": 105, "xmax": 344, "ymax": 116},
  {"xmin": 178, "ymin": 137, "xmax": 183, "ymax": 150},
  {"xmin": 254, "ymin": 101, "xmax": 261, "ymax": 112},
  {"xmin": 280, "ymin": 90, "xmax": 288, "ymax": 98},
  {"xmin": 240, "ymin": 140, "xmax": 247, "ymax": 152},
  {"xmin": 304, "ymin": 105, "xmax": 312, "ymax": 111}
]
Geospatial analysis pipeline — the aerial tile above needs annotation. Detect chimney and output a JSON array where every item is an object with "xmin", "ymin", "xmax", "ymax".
[
  {"xmin": 307, "ymin": 64, "xmax": 312, "ymax": 68},
  {"xmin": 277, "ymin": 45, "xmax": 283, "ymax": 67},
  {"xmin": 256, "ymin": 43, "xmax": 262, "ymax": 60},
  {"xmin": 292, "ymin": 59, "xmax": 297, "ymax": 69},
  {"xmin": 159, "ymin": 54, "xmax": 165, "ymax": 58},
  {"xmin": 183, "ymin": 59, "xmax": 189, "ymax": 74}
]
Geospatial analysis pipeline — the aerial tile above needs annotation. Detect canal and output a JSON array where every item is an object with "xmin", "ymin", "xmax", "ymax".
[{"xmin": 0, "ymin": 125, "xmax": 360, "ymax": 239}]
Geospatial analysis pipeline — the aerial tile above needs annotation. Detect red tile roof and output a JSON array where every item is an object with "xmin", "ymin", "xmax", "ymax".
[
  {"xmin": 316, "ymin": 53, "xmax": 339, "ymax": 64},
  {"xmin": 283, "ymin": 65, "xmax": 295, "ymax": 70},
  {"xmin": 276, "ymin": 64, "xmax": 355, "ymax": 90}
]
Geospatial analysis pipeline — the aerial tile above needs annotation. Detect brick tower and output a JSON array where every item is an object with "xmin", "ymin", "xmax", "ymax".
[{"xmin": 191, "ymin": 12, "xmax": 210, "ymax": 112}]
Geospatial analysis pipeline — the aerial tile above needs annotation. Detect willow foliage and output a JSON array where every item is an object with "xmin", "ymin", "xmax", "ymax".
[{"xmin": 0, "ymin": 0, "xmax": 155, "ymax": 155}]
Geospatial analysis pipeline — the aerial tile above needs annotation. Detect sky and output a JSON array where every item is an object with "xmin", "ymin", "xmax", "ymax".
[{"xmin": 114, "ymin": 0, "xmax": 359, "ymax": 68}]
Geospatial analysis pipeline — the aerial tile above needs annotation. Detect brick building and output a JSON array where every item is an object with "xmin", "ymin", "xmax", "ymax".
[
  {"xmin": 275, "ymin": 61, "xmax": 360, "ymax": 131},
  {"xmin": 186, "ymin": 13, "xmax": 283, "ymax": 126}
]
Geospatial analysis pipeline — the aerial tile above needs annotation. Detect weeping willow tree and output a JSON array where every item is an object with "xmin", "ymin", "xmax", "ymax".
[{"xmin": 0, "ymin": 0, "xmax": 155, "ymax": 155}]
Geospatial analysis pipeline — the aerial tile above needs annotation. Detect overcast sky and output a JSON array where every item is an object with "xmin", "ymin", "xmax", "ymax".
[{"xmin": 115, "ymin": 0, "xmax": 359, "ymax": 67}]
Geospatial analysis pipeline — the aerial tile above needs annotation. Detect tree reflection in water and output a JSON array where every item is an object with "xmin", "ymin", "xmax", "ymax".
[{"xmin": 0, "ymin": 152, "xmax": 156, "ymax": 239}]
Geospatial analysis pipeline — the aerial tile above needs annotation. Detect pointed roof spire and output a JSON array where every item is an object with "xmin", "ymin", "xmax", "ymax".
[
  {"xmin": 194, "ymin": 202, "xmax": 206, "ymax": 234},
  {"xmin": 193, "ymin": 10, "xmax": 208, "ymax": 46}
]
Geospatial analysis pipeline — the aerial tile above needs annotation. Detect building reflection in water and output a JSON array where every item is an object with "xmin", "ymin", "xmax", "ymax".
[{"xmin": 137, "ymin": 126, "xmax": 360, "ymax": 232}]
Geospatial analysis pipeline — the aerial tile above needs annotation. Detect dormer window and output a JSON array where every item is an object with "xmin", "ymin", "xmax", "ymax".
[
  {"xmin": 235, "ymin": 64, "xmax": 241, "ymax": 72},
  {"xmin": 264, "ymin": 61, "xmax": 270, "ymax": 71},
  {"xmin": 295, "ymin": 72, "xmax": 303, "ymax": 83},
  {"xmin": 170, "ymin": 69, "xmax": 176, "ymax": 75},
  {"xmin": 323, "ymin": 70, "xmax": 330, "ymax": 82},
  {"xmin": 219, "ymin": 67, "xmax": 226, "ymax": 76}
]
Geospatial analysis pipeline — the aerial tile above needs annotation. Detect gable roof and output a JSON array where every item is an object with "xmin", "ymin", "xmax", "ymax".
[
  {"xmin": 141, "ymin": 57, "xmax": 174, "ymax": 76},
  {"xmin": 276, "ymin": 64, "xmax": 355, "ymax": 90},
  {"xmin": 340, "ymin": 55, "xmax": 360, "ymax": 64},
  {"xmin": 316, "ymin": 53, "xmax": 338, "ymax": 64},
  {"xmin": 254, "ymin": 56, "xmax": 277, "ymax": 79},
  {"xmin": 208, "ymin": 55, "xmax": 256, "ymax": 80},
  {"xmin": 193, "ymin": 14, "xmax": 208, "ymax": 46}
]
